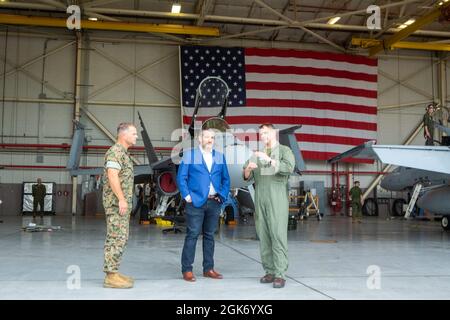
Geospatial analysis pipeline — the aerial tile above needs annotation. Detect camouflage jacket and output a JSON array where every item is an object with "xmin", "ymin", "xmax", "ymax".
[
  {"xmin": 32, "ymin": 184, "xmax": 46, "ymax": 200},
  {"xmin": 102, "ymin": 143, "xmax": 134, "ymax": 208}
]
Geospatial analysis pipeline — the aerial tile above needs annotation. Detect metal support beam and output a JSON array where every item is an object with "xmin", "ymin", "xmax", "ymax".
[
  {"xmin": 379, "ymin": 59, "xmax": 441, "ymax": 97},
  {"xmin": 353, "ymin": 37, "xmax": 450, "ymax": 52},
  {"xmin": 0, "ymin": 54, "xmax": 67, "ymax": 98},
  {"xmin": 83, "ymin": 0, "xmax": 125, "ymax": 8},
  {"xmin": 253, "ymin": 0, "xmax": 346, "ymax": 52},
  {"xmin": 1, "ymin": 41, "xmax": 75, "ymax": 78},
  {"xmin": 369, "ymin": 2, "xmax": 450, "ymax": 56},
  {"xmin": 4, "ymin": 3, "xmax": 450, "ymax": 39},
  {"xmin": 0, "ymin": 13, "xmax": 219, "ymax": 37},
  {"xmin": 378, "ymin": 99, "xmax": 434, "ymax": 111},
  {"xmin": 72, "ymin": 32, "xmax": 82, "ymax": 216},
  {"xmin": 84, "ymin": 11, "xmax": 121, "ymax": 22},
  {"xmin": 89, "ymin": 49, "xmax": 178, "ymax": 100},
  {"xmin": 0, "ymin": 97, "xmax": 179, "ymax": 108},
  {"xmin": 36, "ymin": 0, "xmax": 66, "ymax": 9},
  {"xmin": 80, "ymin": 107, "xmax": 141, "ymax": 165},
  {"xmin": 269, "ymin": 0, "xmax": 291, "ymax": 41},
  {"xmin": 362, "ymin": 119, "xmax": 425, "ymax": 199},
  {"xmin": 195, "ymin": 0, "xmax": 213, "ymax": 26},
  {"xmin": 379, "ymin": 69, "xmax": 434, "ymax": 100}
]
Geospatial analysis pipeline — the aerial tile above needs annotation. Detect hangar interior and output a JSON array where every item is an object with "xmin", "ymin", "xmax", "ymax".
[{"xmin": 0, "ymin": 0, "xmax": 450, "ymax": 299}]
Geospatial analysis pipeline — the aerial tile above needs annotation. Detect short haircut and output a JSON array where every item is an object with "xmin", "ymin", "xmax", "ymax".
[
  {"xmin": 427, "ymin": 103, "xmax": 435, "ymax": 110},
  {"xmin": 117, "ymin": 122, "xmax": 135, "ymax": 135},
  {"xmin": 259, "ymin": 123, "xmax": 276, "ymax": 130},
  {"xmin": 354, "ymin": 180, "xmax": 360, "ymax": 184}
]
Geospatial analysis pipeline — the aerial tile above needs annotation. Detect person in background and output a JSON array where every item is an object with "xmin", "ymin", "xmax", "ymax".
[
  {"xmin": 423, "ymin": 103, "xmax": 435, "ymax": 146},
  {"xmin": 32, "ymin": 178, "xmax": 46, "ymax": 219},
  {"xmin": 349, "ymin": 181, "xmax": 363, "ymax": 223}
]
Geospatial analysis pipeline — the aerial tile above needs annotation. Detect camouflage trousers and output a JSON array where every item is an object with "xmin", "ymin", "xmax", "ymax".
[
  {"xmin": 103, "ymin": 207, "xmax": 130, "ymax": 273},
  {"xmin": 352, "ymin": 202, "xmax": 362, "ymax": 220}
]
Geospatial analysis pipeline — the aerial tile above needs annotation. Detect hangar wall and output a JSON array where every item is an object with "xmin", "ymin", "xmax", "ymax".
[{"xmin": 0, "ymin": 32, "xmax": 448, "ymax": 215}]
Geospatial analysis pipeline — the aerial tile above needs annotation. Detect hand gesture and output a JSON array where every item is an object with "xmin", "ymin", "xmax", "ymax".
[{"xmin": 119, "ymin": 199, "xmax": 128, "ymax": 215}]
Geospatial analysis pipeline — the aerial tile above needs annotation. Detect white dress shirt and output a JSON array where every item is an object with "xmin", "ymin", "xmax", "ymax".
[{"xmin": 185, "ymin": 146, "xmax": 217, "ymax": 202}]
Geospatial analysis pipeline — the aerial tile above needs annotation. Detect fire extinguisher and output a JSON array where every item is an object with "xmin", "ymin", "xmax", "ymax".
[{"xmin": 329, "ymin": 187, "xmax": 342, "ymax": 214}]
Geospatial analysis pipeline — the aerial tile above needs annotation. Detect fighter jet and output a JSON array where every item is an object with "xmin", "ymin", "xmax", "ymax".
[
  {"xmin": 328, "ymin": 140, "xmax": 450, "ymax": 230},
  {"xmin": 67, "ymin": 76, "xmax": 306, "ymax": 218}
]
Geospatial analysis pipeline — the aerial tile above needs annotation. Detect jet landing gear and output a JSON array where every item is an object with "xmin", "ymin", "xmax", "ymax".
[{"xmin": 441, "ymin": 216, "xmax": 450, "ymax": 231}]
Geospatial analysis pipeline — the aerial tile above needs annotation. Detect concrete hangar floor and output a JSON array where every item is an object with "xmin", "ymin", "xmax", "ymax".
[{"xmin": 0, "ymin": 214, "xmax": 449, "ymax": 300}]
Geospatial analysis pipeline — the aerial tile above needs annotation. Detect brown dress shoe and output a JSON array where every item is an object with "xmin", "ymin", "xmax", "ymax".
[
  {"xmin": 182, "ymin": 271, "xmax": 196, "ymax": 282},
  {"xmin": 273, "ymin": 278, "xmax": 286, "ymax": 289},
  {"xmin": 203, "ymin": 269, "xmax": 223, "ymax": 279},
  {"xmin": 260, "ymin": 274, "xmax": 275, "ymax": 284}
]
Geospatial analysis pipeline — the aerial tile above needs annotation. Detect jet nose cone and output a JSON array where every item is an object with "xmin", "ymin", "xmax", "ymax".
[{"xmin": 380, "ymin": 176, "xmax": 390, "ymax": 190}]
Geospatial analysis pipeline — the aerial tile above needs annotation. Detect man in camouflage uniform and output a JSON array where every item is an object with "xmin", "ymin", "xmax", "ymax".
[
  {"xmin": 423, "ymin": 103, "xmax": 435, "ymax": 146},
  {"xmin": 349, "ymin": 180, "xmax": 363, "ymax": 223},
  {"xmin": 32, "ymin": 178, "xmax": 46, "ymax": 218},
  {"xmin": 103, "ymin": 122, "xmax": 137, "ymax": 289}
]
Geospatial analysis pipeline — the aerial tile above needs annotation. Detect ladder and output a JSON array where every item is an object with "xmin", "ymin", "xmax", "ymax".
[
  {"xmin": 404, "ymin": 183, "xmax": 422, "ymax": 219},
  {"xmin": 306, "ymin": 192, "xmax": 321, "ymax": 221}
]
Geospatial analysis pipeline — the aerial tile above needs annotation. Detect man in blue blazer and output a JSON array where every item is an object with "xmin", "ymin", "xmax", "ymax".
[{"xmin": 177, "ymin": 128, "xmax": 231, "ymax": 282}]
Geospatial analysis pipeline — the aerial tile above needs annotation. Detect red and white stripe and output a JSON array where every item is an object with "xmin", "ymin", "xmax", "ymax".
[{"xmin": 182, "ymin": 47, "xmax": 378, "ymax": 162}]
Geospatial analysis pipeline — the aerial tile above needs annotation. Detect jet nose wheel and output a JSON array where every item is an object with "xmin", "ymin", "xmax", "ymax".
[{"xmin": 441, "ymin": 216, "xmax": 450, "ymax": 231}]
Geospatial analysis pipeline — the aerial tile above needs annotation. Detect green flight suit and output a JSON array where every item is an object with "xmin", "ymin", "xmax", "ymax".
[
  {"xmin": 349, "ymin": 186, "xmax": 363, "ymax": 220},
  {"xmin": 423, "ymin": 113, "xmax": 434, "ymax": 146},
  {"xmin": 102, "ymin": 143, "xmax": 134, "ymax": 273},
  {"xmin": 244, "ymin": 144, "xmax": 295, "ymax": 279}
]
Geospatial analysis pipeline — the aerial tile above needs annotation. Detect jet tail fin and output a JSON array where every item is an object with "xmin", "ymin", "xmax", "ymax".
[
  {"xmin": 138, "ymin": 111, "xmax": 159, "ymax": 165},
  {"xmin": 327, "ymin": 140, "xmax": 377, "ymax": 163},
  {"xmin": 279, "ymin": 125, "xmax": 306, "ymax": 174},
  {"xmin": 67, "ymin": 121, "xmax": 85, "ymax": 175}
]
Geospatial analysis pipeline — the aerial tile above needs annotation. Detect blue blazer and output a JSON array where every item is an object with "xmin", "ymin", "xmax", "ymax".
[{"xmin": 176, "ymin": 147, "xmax": 231, "ymax": 208}]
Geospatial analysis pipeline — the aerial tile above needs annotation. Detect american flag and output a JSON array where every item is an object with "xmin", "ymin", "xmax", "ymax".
[{"xmin": 180, "ymin": 46, "xmax": 377, "ymax": 162}]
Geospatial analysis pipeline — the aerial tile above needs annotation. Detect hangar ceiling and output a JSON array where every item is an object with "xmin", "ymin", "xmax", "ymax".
[{"xmin": 0, "ymin": 0, "xmax": 449, "ymax": 54}]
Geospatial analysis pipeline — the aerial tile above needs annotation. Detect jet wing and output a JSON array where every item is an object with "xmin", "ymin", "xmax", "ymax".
[
  {"xmin": 328, "ymin": 141, "xmax": 450, "ymax": 175},
  {"xmin": 134, "ymin": 164, "xmax": 153, "ymax": 176},
  {"xmin": 70, "ymin": 164, "xmax": 152, "ymax": 177},
  {"xmin": 433, "ymin": 121, "xmax": 450, "ymax": 136},
  {"xmin": 70, "ymin": 167, "xmax": 103, "ymax": 176},
  {"xmin": 151, "ymin": 157, "xmax": 176, "ymax": 171}
]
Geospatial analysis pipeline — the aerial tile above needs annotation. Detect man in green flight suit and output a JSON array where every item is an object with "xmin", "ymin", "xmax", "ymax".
[
  {"xmin": 102, "ymin": 122, "xmax": 138, "ymax": 289},
  {"xmin": 423, "ymin": 103, "xmax": 435, "ymax": 146},
  {"xmin": 243, "ymin": 123, "xmax": 295, "ymax": 289},
  {"xmin": 32, "ymin": 178, "xmax": 46, "ymax": 218},
  {"xmin": 349, "ymin": 181, "xmax": 363, "ymax": 223}
]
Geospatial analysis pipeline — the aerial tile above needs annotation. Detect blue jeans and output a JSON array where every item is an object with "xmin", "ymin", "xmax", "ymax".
[{"xmin": 181, "ymin": 199, "xmax": 221, "ymax": 273}]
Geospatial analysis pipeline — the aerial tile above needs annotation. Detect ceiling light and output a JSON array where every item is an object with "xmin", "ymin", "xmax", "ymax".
[
  {"xmin": 171, "ymin": 2, "xmax": 181, "ymax": 14},
  {"xmin": 398, "ymin": 24, "xmax": 407, "ymax": 29},
  {"xmin": 404, "ymin": 19, "xmax": 415, "ymax": 25},
  {"xmin": 88, "ymin": 17, "xmax": 98, "ymax": 21},
  {"xmin": 327, "ymin": 17, "xmax": 341, "ymax": 25}
]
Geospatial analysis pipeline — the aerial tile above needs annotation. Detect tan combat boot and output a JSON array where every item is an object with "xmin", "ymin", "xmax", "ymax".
[
  {"xmin": 117, "ymin": 273, "xmax": 134, "ymax": 284},
  {"xmin": 103, "ymin": 272, "xmax": 133, "ymax": 289}
]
